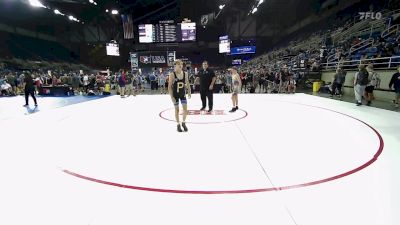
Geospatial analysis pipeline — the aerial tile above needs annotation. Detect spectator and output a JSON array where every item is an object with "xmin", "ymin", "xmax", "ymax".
[
  {"xmin": 240, "ymin": 71, "xmax": 247, "ymax": 93},
  {"xmin": 158, "ymin": 68, "xmax": 167, "ymax": 94},
  {"xmin": 365, "ymin": 64, "xmax": 381, "ymax": 106},
  {"xmin": 149, "ymin": 71, "xmax": 157, "ymax": 91},
  {"xmin": 330, "ymin": 67, "xmax": 347, "ymax": 99},
  {"xmin": 389, "ymin": 66, "xmax": 400, "ymax": 108},
  {"xmin": 72, "ymin": 73, "xmax": 80, "ymax": 94},
  {"xmin": 353, "ymin": 65, "xmax": 369, "ymax": 106},
  {"xmin": 118, "ymin": 71, "xmax": 126, "ymax": 98},
  {"xmin": 125, "ymin": 73, "xmax": 134, "ymax": 97},
  {"xmin": 0, "ymin": 80, "xmax": 12, "ymax": 96},
  {"xmin": 82, "ymin": 73, "xmax": 89, "ymax": 93},
  {"xmin": 34, "ymin": 75, "xmax": 42, "ymax": 94},
  {"xmin": 259, "ymin": 72, "xmax": 266, "ymax": 93},
  {"xmin": 287, "ymin": 75, "xmax": 296, "ymax": 94},
  {"xmin": 6, "ymin": 73, "xmax": 16, "ymax": 95}
]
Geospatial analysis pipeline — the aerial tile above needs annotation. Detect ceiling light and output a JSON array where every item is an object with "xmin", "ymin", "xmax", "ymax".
[
  {"xmin": 29, "ymin": 0, "xmax": 46, "ymax": 8},
  {"xmin": 89, "ymin": 0, "xmax": 94, "ymax": 3},
  {"xmin": 106, "ymin": 9, "xmax": 109, "ymax": 12},
  {"xmin": 219, "ymin": 4, "xmax": 225, "ymax": 10},
  {"xmin": 53, "ymin": 9, "xmax": 64, "ymax": 15},
  {"xmin": 252, "ymin": 7, "xmax": 258, "ymax": 14},
  {"xmin": 68, "ymin": 15, "xmax": 74, "ymax": 20},
  {"xmin": 111, "ymin": 10, "xmax": 118, "ymax": 15}
]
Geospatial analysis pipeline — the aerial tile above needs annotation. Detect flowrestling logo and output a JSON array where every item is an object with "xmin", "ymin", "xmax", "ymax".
[{"xmin": 359, "ymin": 12, "xmax": 382, "ymax": 20}]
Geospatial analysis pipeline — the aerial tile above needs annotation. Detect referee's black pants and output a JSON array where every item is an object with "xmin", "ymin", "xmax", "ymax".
[
  {"xmin": 25, "ymin": 88, "xmax": 37, "ymax": 105},
  {"xmin": 200, "ymin": 89, "xmax": 213, "ymax": 110}
]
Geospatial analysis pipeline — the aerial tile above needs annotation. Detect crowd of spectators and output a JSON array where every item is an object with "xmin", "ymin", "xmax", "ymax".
[{"xmin": 232, "ymin": 6, "xmax": 400, "ymax": 97}]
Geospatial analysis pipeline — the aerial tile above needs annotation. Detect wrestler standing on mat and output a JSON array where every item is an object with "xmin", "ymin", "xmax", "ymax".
[
  {"xmin": 228, "ymin": 67, "xmax": 241, "ymax": 112},
  {"xmin": 168, "ymin": 60, "xmax": 191, "ymax": 132}
]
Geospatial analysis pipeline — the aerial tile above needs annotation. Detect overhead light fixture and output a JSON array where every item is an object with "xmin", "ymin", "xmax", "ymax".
[
  {"xmin": 219, "ymin": 4, "xmax": 225, "ymax": 10},
  {"xmin": 252, "ymin": 7, "xmax": 258, "ymax": 14},
  {"xmin": 106, "ymin": 9, "xmax": 109, "ymax": 12},
  {"xmin": 54, "ymin": 9, "xmax": 64, "ymax": 15},
  {"xmin": 67, "ymin": 15, "xmax": 79, "ymax": 22},
  {"xmin": 29, "ymin": 0, "xmax": 46, "ymax": 8},
  {"xmin": 111, "ymin": 10, "xmax": 118, "ymax": 15},
  {"xmin": 89, "ymin": 0, "xmax": 97, "ymax": 5}
]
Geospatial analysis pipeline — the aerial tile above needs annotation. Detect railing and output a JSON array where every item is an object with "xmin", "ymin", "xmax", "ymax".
[
  {"xmin": 331, "ymin": 8, "xmax": 398, "ymax": 43},
  {"xmin": 350, "ymin": 38, "xmax": 374, "ymax": 54},
  {"xmin": 326, "ymin": 53, "xmax": 336, "ymax": 63},
  {"xmin": 352, "ymin": 19, "xmax": 386, "ymax": 38},
  {"xmin": 381, "ymin": 24, "xmax": 400, "ymax": 38},
  {"xmin": 321, "ymin": 55, "xmax": 400, "ymax": 71},
  {"xmin": 332, "ymin": 18, "xmax": 371, "ymax": 42}
]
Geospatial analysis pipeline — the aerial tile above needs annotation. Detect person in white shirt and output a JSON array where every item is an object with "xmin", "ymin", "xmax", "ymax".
[
  {"xmin": 83, "ymin": 74, "xmax": 89, "ymax": 94},
  {"xmin": 364, "ymin": 64, "xmax": 381, "ymax": 106},
  {"xmin": 353, "ymin": 65, "xmax": 369, "ymax": 106},
  {"xmin": 1, "ymin": 81, "xmax": 12, "ymax": 95},
  {"xmin": 158, "ymin": 68, "xmax": 167, "ymax": 94}
]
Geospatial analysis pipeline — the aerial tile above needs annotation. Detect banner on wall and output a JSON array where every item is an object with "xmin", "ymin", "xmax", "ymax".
[
  {"xmin": 130, "ymin": 51, "xmax": 176, "ymax": 68},
  {"xmin": 228, "ymin": 46, "xmax": 256, "ymax": 55}
]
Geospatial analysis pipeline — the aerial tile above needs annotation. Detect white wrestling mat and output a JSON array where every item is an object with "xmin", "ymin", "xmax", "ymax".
[{"xmin": 0, "ymin": 93, "xmax": 399, "ymax": 225}]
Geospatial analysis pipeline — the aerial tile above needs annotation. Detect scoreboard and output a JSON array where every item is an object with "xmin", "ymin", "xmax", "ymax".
[{"xmin": 139, "ymin": 22, "xmax": 196, "ymax": 43}]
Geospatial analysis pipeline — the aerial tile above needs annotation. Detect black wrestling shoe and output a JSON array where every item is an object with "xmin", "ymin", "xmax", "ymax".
[
  {"xmin": 366, "ymin": 101, "xmax": 371, "ymax": 106},
  {"xmin": 208, "ymin": 109, "xmax": 213, "ymax": 113},
  {"xmin": 229, "ymin": 107, "xmax": 237, "ymax": 113},
  {"xmin": 177, "ymin": 124, "xmax": 183, "ymax": 132},
  {"xmin": 181, "ymin": 122, "xmax": 188, "ymax": 132},
  {"xmin": 235, "ymin": 106, "xmax": 238, "ymax": 110},
  {"xmin": 200, "ymin": 107, "xmax": 206, "ymax": 110}
]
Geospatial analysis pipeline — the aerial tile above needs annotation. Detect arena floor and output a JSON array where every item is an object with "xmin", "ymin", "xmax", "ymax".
[{"xmin": 0, "ymin": 93, "xmax": 399, "ymax": 225}]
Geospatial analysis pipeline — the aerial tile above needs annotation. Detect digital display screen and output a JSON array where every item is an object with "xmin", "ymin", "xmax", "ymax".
[
  {"xmin": 138, "ymin": 24, "xmax": 154, "ymax": 43},
  {"xmin": 228, "ymin": 46, "xmax": 256, "ymax": 55},
  {"xmin": 219, "ymin": 35, "xmax": 230, "ymax": 53},
  {"xmin": 106, "ymin": 43, "xmax": 120, "ymax": 56},
  {"xmin": 181, "ymin": 23, "xmax": 196, "ymax": 41},
  {"xmin": 138, "ymin": 22, "xmax": 196, "ymax": 43}
]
